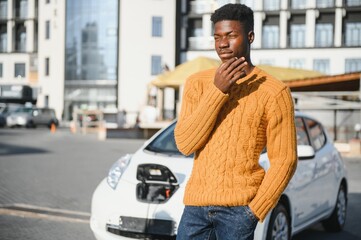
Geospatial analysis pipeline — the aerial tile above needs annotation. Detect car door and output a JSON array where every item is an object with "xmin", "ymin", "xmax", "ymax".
[
  {"xmin": 303, "ymin": 117, "xmax": 335, "ymax": 215},
  {"xmin": 289, "ymin": 116, "xmax": 319, "ymax": 227}
]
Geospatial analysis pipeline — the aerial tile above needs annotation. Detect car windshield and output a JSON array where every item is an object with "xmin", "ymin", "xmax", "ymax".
[
  {"xmin": 144, "ymin": 122, "xmax": 192, "ymax": 157},
  {"xmin": 15, "ymin": 107, "xmax": 33, "ymax": 113}
]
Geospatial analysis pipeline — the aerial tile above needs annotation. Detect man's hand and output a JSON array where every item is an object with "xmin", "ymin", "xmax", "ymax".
[{"xmin": 214, "ymin": 57, "xmax": 248, "ymax": 93}]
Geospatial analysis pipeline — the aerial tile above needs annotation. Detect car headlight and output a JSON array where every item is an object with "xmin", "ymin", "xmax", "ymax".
[{"xmin": 107, "ymin": 154, "xmax": 132, "ymax": 190}]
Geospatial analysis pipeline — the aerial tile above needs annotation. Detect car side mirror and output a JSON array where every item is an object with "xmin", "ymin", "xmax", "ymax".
[{"xmin": 297, "ymin": 145, "xmax": 315, "ymax": 160}]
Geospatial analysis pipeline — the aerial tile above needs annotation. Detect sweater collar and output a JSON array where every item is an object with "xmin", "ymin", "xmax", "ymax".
[{"xmin": 235, "ymin": 66, "xmax": 262, "ymax": 84}]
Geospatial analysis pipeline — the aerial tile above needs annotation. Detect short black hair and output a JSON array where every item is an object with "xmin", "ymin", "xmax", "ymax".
[{"xmin": 210, "ymin": 3, "xmax": 254, "ymax": 31}]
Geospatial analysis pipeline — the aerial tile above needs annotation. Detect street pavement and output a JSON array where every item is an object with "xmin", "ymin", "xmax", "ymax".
[{"xmin": 0, "ymin": 127, "xmax": 361, "ymax": 240}]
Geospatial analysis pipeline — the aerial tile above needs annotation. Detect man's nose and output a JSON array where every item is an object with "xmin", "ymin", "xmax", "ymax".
[{"xmin": 219, "ymin": 38, "xmax": 229, "ymax": 48}]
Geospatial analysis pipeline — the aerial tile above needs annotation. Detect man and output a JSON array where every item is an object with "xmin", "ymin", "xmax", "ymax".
[{"xmin": 174, "ymin": 3, "xmax": 298, "ymax": 240}]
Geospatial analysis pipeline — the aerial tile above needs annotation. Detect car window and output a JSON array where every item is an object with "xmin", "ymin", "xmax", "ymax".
[
  {"xmin": 144, "ymin": 122, "xmax": 191, "ymax": 157},
  {"xmin": 304, "ymin": 117, "xmax": 326, "ymax": 151},
  {"xmin": 295, "ymin": 117, "xmax": 311, "ymax": 146}
]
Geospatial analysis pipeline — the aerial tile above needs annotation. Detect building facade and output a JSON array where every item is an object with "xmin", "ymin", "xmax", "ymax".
[
  {"xmin": 184, "ymin": 0, "xmax": 361, "ymax": 75},
  {"xmin": 0, "ymin": 0, "xmax": 38, "ymax": 98},
  {"xmin": 1, "ymin": 0, "xmax": 177, "ymax": 124}
]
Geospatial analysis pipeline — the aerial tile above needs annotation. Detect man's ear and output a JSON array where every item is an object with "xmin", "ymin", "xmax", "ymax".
[{"xmin": 248, "ymin": 31, "xmax": 254, "ymax": 44}]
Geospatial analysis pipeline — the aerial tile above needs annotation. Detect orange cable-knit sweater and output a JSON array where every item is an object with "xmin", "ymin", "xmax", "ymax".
[{"xmin": 174, "ymin": 66, "xmax": 297, "ymax": 221}]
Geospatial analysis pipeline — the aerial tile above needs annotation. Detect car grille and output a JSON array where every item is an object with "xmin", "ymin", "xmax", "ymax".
[{"xmin": 106, "ymin": 217, "xmax": 176, "ymax": 239}]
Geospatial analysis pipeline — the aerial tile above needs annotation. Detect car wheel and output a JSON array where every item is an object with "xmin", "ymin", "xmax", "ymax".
[
  {"xmin": 322, "ymin": 184, "xmax": 347, "ymax": 232},
  {"xmin": 266, "ymin": 203, "xmax": 290, "ymax": 240}
]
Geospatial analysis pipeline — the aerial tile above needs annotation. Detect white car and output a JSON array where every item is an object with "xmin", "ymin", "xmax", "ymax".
[{"xmin": 90, "ymin": 112, "xmax": 348, "ymax": 240}]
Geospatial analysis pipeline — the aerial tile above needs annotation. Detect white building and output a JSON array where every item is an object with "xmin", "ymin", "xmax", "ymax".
[
  {"xmin": 1, "ymin": 0, "xmax": 177, "ymax": 126},
  {"xmin": 185, "ymin": 0, "xmax": 361, "ymax": 75}
]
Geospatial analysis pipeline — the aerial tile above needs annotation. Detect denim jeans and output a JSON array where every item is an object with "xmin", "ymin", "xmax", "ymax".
[{"xmin": 176, "ymin": 205, "xmax": 258, "ymax": 240}]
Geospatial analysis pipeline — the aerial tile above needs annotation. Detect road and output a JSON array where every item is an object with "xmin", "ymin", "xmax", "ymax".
[{"xmin": 0, "ymin": 127, "xmax": 360, "ymax": 240}]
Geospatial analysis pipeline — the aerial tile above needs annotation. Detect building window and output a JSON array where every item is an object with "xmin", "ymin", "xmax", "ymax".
[
  {"xmin": 291, "ymin": 0, "xmax": 307, "ymax": 9},
  {"xmin": 15, "ymin": 0, "xmax": 28, "ymax": 19},
  {"xmin": 0, "ymin": 0, "xmax": 7, "ymax": 18},
  {"xmin": 289, "ymin": 59, "xmax": 305, "ymax": 69},
  {"xmin": 0, "ymin": 63, "xmax": 3, "ymax": 78},
  {"xmin": 15, "ymin": 63, "xmax": 26, "ymax": 77},
  {"xmin": 263, "ymin": 0, "xmax": 280, "ymax": 10},
  {"xmin": 262, "ymin": 25, "xmax": 279, "ymax": 48},
  {"xmin": 345, "ymin": 22, "xmax": 361, "ymax": 46},
  {"xmin": 15, "ymin": 23, "xmax": 26, "ymax": 52},
  {"xmin": 151, "ymin": 55, "xmax": 162, "ymax": 75},
  {"xmin": 313, "ymin": 59, "xmax": 330, "ymax": 74},
  {"xmin": 152, "ymin": 16, "xmax": 162, "ymax": 37},
  {"xmin": 0, "ymin": 24, "xmax": 6, "ymax": 52},
  {"xmin": 290, "ymin": 24, "xmax": 306, "ymax": 48},
  {"xmin": 316, "ymin": 0, "xmax": 334, "ymax": 8},
  {"xmin": 45, "ymin": 57, "xmax": 50, "ymax": 76},
  {"xmin": 45, "ymin": 20, "xmax": 50, "ymax": 39},
  {"xmin": 346, "ymin": 0, "xmax": 361, "ymax": 6},
  {"xmin": 315, "ymin": 24, "xmax": 333, "ymax": 47},
  {"xmin": 345, "ymin": 58, "xmax": 361, "ymax": 73}
]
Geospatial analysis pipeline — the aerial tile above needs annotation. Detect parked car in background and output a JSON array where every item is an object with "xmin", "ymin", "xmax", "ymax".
[
  {"xmin": 0, "ymin": 103, "xmax": 23, "ymax": 127},
  {"xmin": 90, "ymin": 112, "xmax": 348, "ymax": 240},
  {"xmin": 6, "ymin": 106, "xmax": 59, "ymax": 128}
]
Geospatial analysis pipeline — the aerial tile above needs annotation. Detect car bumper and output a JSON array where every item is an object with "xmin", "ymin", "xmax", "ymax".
[{"xmin": 90, "ymin": 178, "xmax": 183, "ymax": 240}]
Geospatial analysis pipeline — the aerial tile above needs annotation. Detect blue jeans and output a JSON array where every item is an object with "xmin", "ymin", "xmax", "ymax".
[{"xmin": 176, "ymin": 206, "xmax": 258, "ymax": 240}]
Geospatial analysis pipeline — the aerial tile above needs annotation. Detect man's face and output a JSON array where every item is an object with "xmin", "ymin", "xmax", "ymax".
[{"xmin": 214, "ymin": 20, "xmax": 254, "ymax": 62}]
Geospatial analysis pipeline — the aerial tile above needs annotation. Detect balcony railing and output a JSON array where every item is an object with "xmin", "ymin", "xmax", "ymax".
[{"xmin": 188, "ymin": 36, "xmax": 214, "ymax": 50}]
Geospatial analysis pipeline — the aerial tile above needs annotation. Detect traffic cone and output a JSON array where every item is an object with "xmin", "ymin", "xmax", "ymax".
[
  {"xmin": 70, "ymin": 121, "xmax": 76, "ymax": 133},
  {"xmin": 50, "ymin": 123, "xmax": 56, "ymax": 133}
]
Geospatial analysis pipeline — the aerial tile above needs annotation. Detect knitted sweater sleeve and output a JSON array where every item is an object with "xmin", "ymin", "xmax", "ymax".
[
  {"xmin": 249, "ymin": 86, "xmax": 298, "ymax": 221},
  {"xmin": 174, "ymin": 73, "xmax": 229, "ymax": 156}
]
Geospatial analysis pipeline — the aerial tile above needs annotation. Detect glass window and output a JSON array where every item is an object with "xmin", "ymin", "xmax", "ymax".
[
  {"xmin": 239, "ymin": 0, "xmax": 254, "ymax": 8},
  {"xmin": 15, "ymin": 63, "xmax": 26, "ymax": 77},
  {"xmin": 0, "ymin": 63, "xmax": 3, "ymax": 77},
  {"xmin": 304, "ymin": 118, "xmax": 326, "ymax": 151},
  {"xmin": 315, "ymin": 23, "xmax": 333, "ymax": 47},
  {"xmin": 151, "ymin": 55, "xmax": 162, "ymax": 75},
  {"xmin": 0, "ymin": 24, "xmax": 6, "ymax": 52},
  {"xmin": 152, "ymin": 16, "xmax": 162, "ymax": 37},
  {"xmin": 345, "ymin": 58, "xmax": 361, "ymax": 73},
  {"xmin": 313, "ymin": 59, "xmax": 330, "ymax": 74},
  {"xmin": 346, "ymin": 0, "xmax": 361, "ymax": 6},
  {"xmin": 45, "ymin": 20, "xmax": 50, "ymax": 39},
  {"xmin": 316, "ymin": 0, "xmax": 334, "ymax": 8},
  {"xmin": 65, "ymin": 0, "xmax": 118, "ymax": 81},
  {"xmin": 18, "ymin": 0, "xmax": 28, "ymax": 18},
  {"xmin": 295, "ymin": 117, "xmax": 310, "ymax": 145},
  {"xmin": 15, "ymin": 23, "xmax": 26, "ymax": 52},
  {"xmin": 264, "ymin": 0, "xmax": 280, "ymax": 10},
  {"xmin": 45, "ymin": 57, "xmax": 50, "ymax": 76},
  {"xmin": 290, "ymin": 24, "xmax": 306, "ymax": 48},
  {"xmin": 345, "ymin": 22, "xmax": 361, "ymax": 46},
  {"xmin": 289, "ymin": 59, "xmax": 305, "ymax": 69},
  {"xmin": 262, "ymin": 25, "xmax": 279, "ymax": 48},
  {"xmin": 291, "ymin": 0, "xmax": 307, "ymax": 9},
  {"xmin": 0, "ymin": 0, "xmax": 7, "ymax": 19}
]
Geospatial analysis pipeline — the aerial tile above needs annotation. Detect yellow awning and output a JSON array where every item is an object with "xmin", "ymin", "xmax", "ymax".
[
  {"xmin": 150, "ymin": 57, "xmax": 324, "ymax": 88},
  {"xmin": 151, "ymin": 56, "xmax": 220, "ymax": 88},
  {"xmin": 257, "ymin": 65, "xmax": 324, "ymax": 81}
]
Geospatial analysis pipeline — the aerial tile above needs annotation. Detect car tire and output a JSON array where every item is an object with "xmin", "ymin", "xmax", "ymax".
[
  {"xmin": 26, "ymin": 121, "xmax": 35, "ymax": 128},
  {"xmin": 266, "ymin": 203, "xmax": 291, "ymax": 240},
  {"xmin": 322, "ymin": 184, "xmax": 347, "ymax": 232}
]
